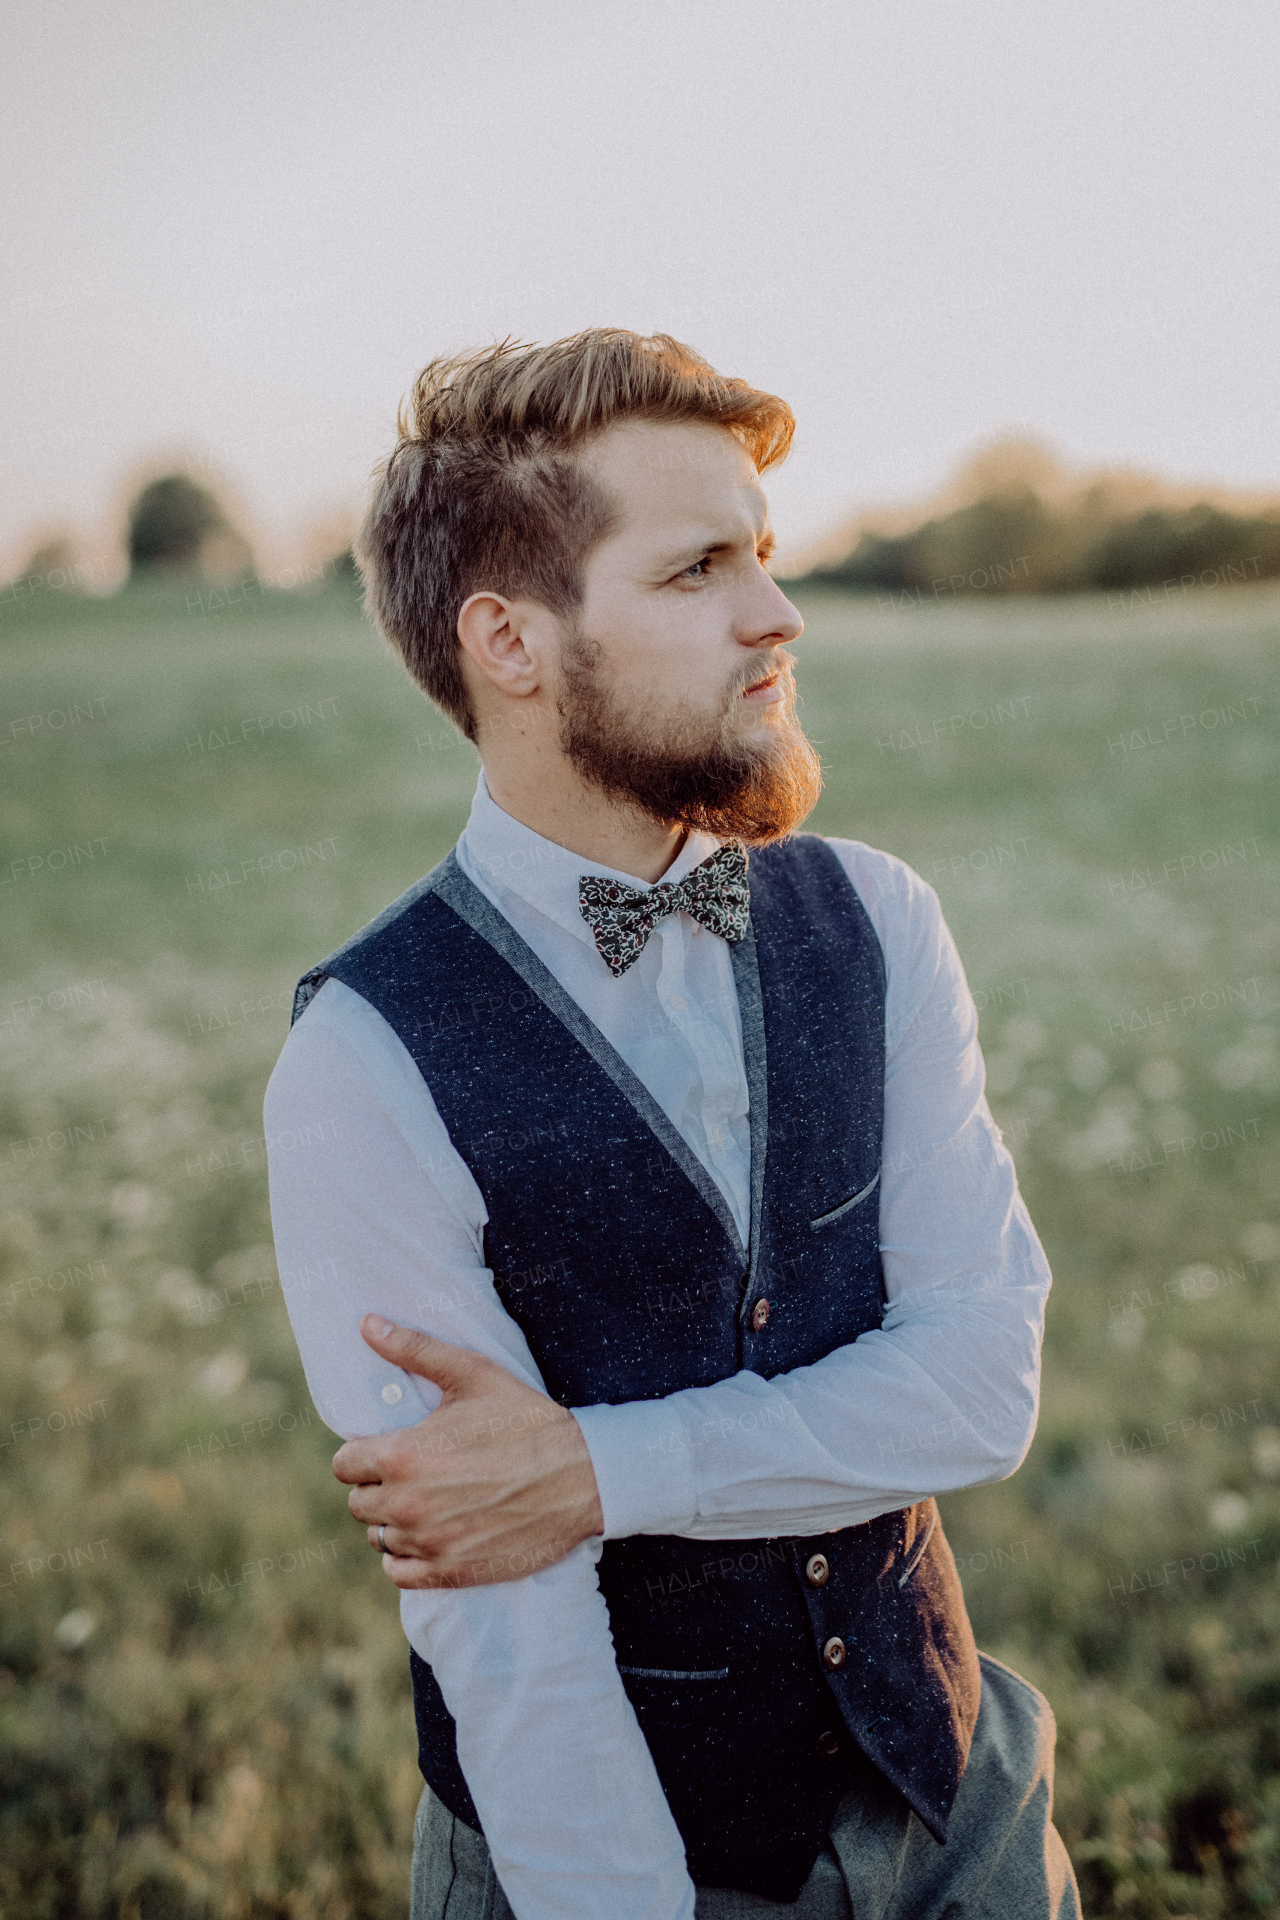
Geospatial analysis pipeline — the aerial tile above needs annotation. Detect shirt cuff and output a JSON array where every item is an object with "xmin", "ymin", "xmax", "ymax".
[{"xmin": 572, "ymin": 1399, "xmax": 699, "ymax": 1538}]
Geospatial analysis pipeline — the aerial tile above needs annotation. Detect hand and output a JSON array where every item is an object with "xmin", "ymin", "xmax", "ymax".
[{"xmin": 332, "ymin": 1315, "xmax": 605, "ymax": 1589}]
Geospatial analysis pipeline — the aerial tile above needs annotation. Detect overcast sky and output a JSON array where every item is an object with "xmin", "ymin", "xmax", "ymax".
[{"xmin": 3, "ymin": 0, "xmax": 1278, "ymax": 577}]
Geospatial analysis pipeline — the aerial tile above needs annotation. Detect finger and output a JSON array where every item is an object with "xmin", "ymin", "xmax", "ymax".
[
  {"xmin": 332, "ymin": 1438, "xmax": 383, "ymax": 1485},
  {"xmin": 359, "ymin": 1314, "xmax": 486, "ymax": 1392},
  {"xmin": 346, "ymin": 1483, "xmax": 388, "ymax": 1524},
  {"xmin": 367, "ymin": 1521, "xmax": 423, "ymax": 1558},
  {"xmin": 378, "ymin": 1554, "xmax": 487, "ymax": 1592}
]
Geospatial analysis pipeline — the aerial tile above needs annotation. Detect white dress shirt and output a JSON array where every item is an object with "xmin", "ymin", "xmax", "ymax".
[{"xmin": 264, "ymin": 767, "xmax": 1051, "ymax": 1920}]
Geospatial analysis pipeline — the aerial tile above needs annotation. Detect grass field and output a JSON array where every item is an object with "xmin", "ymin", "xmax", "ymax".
[{"xmin": 1, "ymin": 574, "xmax": 1277, "ymax": 1920}]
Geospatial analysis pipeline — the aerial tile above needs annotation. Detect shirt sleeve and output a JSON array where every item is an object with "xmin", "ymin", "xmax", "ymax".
[
  {"xmin": 570, "ymin": 842, "xmax": 1052, "ymax": 1540},
  {"xmin": 264, "ymin": 981, "xmax": 696, "ymax": 1920}
]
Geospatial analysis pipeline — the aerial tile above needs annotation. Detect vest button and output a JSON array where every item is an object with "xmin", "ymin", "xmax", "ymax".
[
  {"xmin": 805, "ymin": 1553, "xmax": 830, "ymax": 1587},
  {"xmin": 815, "ymin": 1729, "xmax": 841, "ymax": 1758},
  {"xmin": 822, "ymin": 1636, "xmax": 846, "ymax": 1670},
  {"xmin": 750, "ymin": 1298, "xmax": 770, "ymax": 1330}
]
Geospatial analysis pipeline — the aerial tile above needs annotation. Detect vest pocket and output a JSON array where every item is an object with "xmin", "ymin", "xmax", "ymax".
[
  {"xmin": 809, "ymin": 1169, "xmax": 880, "ymax": 1229},
  {"xmin": 618, "ymin": 1665, "xmax": 730, "ymax": 1681}
]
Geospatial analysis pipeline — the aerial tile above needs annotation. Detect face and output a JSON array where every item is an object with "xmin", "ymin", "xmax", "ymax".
[{"xmin": 551, "ymin": 418, "xmax": 820, "ymax": 844}]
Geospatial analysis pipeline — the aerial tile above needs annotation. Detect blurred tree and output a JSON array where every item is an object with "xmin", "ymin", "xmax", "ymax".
[
  {"xmin": 800, "ymin": 491, "xmax": 1280, "ymax": 597},
  {"xmin": 21, "ymin": 535, "xmax": 78, "ymax": 579},
  {"xmin": 807, "ymin": 492, "xmax": 1056, "ymax": 595},
  {"xmin": 1066, "ymin": 504, "xmax": 1280, "ymax": 591},
  {"xmin": 127, "ymin": 474, "xmax": 251, "ymax": 580},
  {"xmin": 4, "ymin": 533, "xmax": 88, "ymax": 591}
]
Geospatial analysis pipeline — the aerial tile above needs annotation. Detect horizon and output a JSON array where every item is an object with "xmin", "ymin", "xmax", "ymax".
[{"xmin": 8, "ymin": 426, "xmax": 1280, "ymax": 600}]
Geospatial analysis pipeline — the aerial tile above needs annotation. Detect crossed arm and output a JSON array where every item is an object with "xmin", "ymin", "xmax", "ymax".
[
  {"xmin": 282, "ymin": 857, "xmax": 1049, "ymax": 1589},
  {"xmin": 334, "ymin": 1312, "xmax": 605, "ymax": 1586}
]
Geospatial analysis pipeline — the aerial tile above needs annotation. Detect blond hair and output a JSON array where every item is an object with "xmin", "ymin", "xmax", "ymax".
[{"xmin": 354, "ymin": 328, "xmax": 794, "ymax": 740}]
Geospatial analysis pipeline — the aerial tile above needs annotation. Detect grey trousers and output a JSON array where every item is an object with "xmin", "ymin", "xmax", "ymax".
[{"xmin": 409, "ymin": 1653, "xmax": 1081, "ymax": 1919}]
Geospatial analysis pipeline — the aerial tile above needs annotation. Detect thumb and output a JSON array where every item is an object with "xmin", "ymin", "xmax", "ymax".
[{"xmin": 360, "ymin": 1314, "xmax": 483, "ymax": 1394}]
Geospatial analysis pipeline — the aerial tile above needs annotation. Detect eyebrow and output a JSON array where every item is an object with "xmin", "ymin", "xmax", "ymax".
[{"xmin": 660, "ymin": 524, "xmax": 777, "ymax": 569}]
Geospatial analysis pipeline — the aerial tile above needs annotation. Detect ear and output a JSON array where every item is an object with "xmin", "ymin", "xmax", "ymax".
[{"xmin": 456, "ymin": 591, "xmax": 542, "ymax": 700}]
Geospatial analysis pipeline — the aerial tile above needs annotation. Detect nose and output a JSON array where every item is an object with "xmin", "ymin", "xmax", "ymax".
[{"xmin": 739, "ymin": 566, "xmax": 803, "ymax": 652}]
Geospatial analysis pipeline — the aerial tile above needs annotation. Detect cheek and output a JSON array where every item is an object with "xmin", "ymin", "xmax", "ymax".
[
  {"xmin": 650, "ymin": 605, "xmax": 736, "ymax": 690},
  {"xmin": 585, "ymin": 597, "xmax": 733, "ymax": 713}
]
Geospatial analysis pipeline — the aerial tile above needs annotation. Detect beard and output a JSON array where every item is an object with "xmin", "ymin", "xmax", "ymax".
[{"xmin": 554, "ymin": 627, "xmax": 824, "ymax": 846}]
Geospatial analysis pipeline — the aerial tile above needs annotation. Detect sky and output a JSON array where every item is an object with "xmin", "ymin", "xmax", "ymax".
[{"xmin": 3, "ymin": 0, "xmax": 1279, "ymax": 580}]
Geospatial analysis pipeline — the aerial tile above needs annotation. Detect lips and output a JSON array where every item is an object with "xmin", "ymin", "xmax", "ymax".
[
  {"xmin": 740, "ymin": 648, "xmax": 796, "ymax": 698},
  {"xmin": 740, "ymin": 664, "xmax": 789, "ymax": 700}
]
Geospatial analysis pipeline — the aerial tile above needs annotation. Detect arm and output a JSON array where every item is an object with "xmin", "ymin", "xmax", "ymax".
[
  {"xmin": 264, "ymin": 981, "xmax": 695, "ymax": 1920},
  {"xmin": 572, "ymin": 841, "xmax": 1050, "ymax": 1538}
]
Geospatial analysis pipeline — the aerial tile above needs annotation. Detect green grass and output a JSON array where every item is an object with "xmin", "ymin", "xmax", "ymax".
[{"xmin": 1, "ymin": 576, "xmax": 1277, "ymax": 1919}]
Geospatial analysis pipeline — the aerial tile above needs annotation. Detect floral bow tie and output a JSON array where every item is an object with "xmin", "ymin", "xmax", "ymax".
[{"xmin": 579, "ymin": 841, "xmax": 750, "ymax": 978}]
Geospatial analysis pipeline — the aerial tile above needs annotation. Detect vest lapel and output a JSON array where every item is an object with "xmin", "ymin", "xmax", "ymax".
[
  {"xmin": 729, "ymin": 926, "xmax": 768, "ymax": 1311},
  {"xmin": 432, "ymin": 853, "xmax": 750, "ymax": 1268}
]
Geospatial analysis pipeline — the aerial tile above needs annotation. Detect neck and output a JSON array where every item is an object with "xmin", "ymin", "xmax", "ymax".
[{"xmin": 479, "ymin": 758, "xmax": 690, "ymax": 883}]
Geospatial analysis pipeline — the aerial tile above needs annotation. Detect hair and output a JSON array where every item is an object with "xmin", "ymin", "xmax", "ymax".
[{"xmin": 354, "ymin": 328, "xmax": 795, "ymax": 741}]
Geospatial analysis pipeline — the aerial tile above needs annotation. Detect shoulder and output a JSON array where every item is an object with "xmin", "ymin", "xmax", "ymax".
[
  {"xmin": 752, "ymin": 832, "xmax": 945, "ymax": 958},
  {"xmin": 267, "ymin": 977, "xmax": 435, "ymax": 1140},
  {"xmin": 813, "ymin": 836, "xmax": 944, "ymax": 947},
  {"xmin": 291, "ymin": 851, "xmax": 463, "ymax": 1023},
  {"xmin": 811, "ymin": 837, "xmax": 962, "ymax": 1039}
]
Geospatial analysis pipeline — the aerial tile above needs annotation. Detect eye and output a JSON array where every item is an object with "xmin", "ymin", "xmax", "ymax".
[{"xmin": 679, "ymin": 555, "xmax": 714, "ymax": 581}]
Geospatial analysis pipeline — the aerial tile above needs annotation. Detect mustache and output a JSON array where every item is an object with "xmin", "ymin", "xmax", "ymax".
[{"xmin": 729, "ymin": 652, "xmax": 797, "ymax": 703}]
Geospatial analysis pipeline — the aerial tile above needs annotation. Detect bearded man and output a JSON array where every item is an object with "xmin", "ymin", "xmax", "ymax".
[{"xmin": 264, "ymin": 329, "xmax": 1079, "ymax": 1920}]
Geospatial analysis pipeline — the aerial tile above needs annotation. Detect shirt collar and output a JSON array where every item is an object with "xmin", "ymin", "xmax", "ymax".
[{"xmin": 456, "ymin": 768, "xmax": 725, "ymax": 954}]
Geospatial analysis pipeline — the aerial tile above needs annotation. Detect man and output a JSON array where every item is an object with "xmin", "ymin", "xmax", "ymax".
[{"xmin": 265, "ymin": 328, "xmax": 1079, "ymax": 1919}]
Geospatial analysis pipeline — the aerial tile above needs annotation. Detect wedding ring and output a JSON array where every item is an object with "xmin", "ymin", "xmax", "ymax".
[{"xmin": 377, "ymin": 1523, "xmax": 388, "ymax": 1553}]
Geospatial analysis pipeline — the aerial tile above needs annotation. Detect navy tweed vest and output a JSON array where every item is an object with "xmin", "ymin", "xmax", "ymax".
[{"xmin": 293, "ymin": 833, "xmax": 980, "ymax": 1902}]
